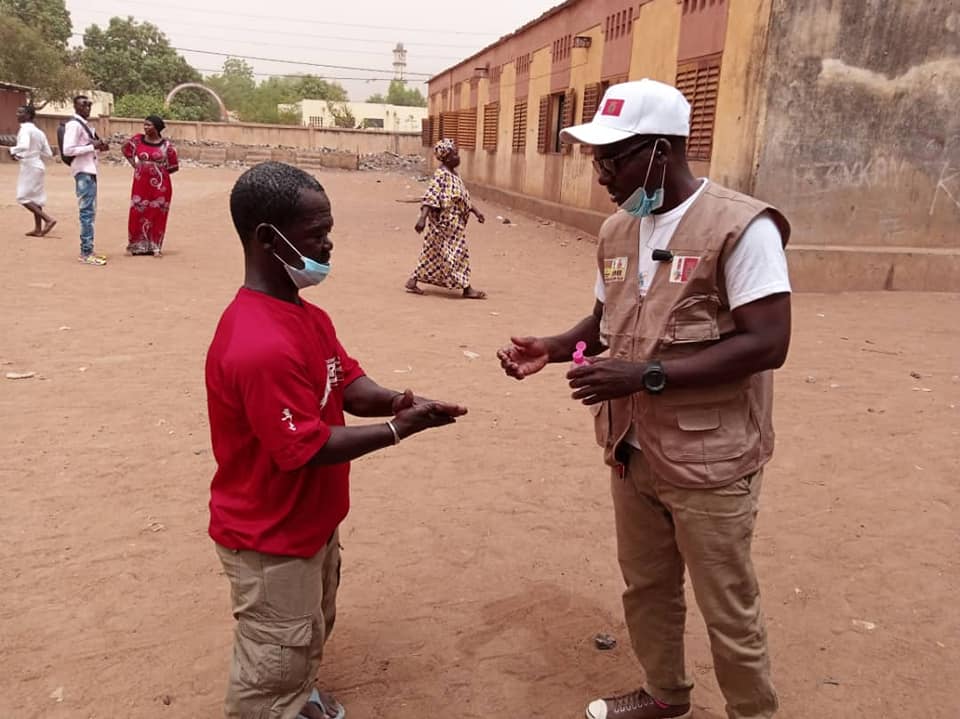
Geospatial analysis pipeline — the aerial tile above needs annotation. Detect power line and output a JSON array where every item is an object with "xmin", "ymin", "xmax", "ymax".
[
  {"xmin": 70, "ymin": 34, "xmax": 437, "ymax": 78},
  {"xmin": 80, "ymin": 0, "xmax": 502, "ymax": 37},
  {"xmin": 192, "ymin": 68, "xmax": 403, "ymax": 83},
  {"xmin": 69, "ymin": 31, "xmax": 462, "ymax": 62},
  {"xmin": 175, "ymin": 46, "xmax": 433, "ymax": 77},
  {"xmin": 71, "ymin": 18, "xmax": 491, "ymax": 51}
]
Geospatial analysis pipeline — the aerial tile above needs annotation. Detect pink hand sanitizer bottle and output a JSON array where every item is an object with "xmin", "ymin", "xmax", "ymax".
[{"xmin": 572, "ymin": 341, "xmax": 588, "ymax": 366}]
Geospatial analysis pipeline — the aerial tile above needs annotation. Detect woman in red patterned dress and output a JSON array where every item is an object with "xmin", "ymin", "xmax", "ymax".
[{"xmin": 121, "ymin": 116, "xmax": 179, "ymax": 256}]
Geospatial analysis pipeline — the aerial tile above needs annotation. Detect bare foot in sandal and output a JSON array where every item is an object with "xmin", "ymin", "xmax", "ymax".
[
  {"xmin": 462, "ymin": 286, "xmax": 486, "ymax": 299},
  {"xmin": 40, "ymin": 220, "xmax": 57, "ymax": 236},
  {"xmin": 297, "ymin": 688, "xmax": 345, "ymax": 719},
  {"xmin": 405, "ymin": 279, "xmax": 425, "ymax": 295}
]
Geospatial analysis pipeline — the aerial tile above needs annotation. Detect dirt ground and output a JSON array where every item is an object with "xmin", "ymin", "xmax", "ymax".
[{"xmin": 0, "ymin": 162, "xmax": 957, "ymax": 719}]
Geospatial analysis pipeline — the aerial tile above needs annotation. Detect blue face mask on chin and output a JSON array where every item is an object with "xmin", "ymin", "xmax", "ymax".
[
  {"xmin": 269, "ymin": 224, "xmax": 331, "ymax": 288},
  {"xmin": 620, "ymin": 139, "xmax": 667, "ymax": 218}
]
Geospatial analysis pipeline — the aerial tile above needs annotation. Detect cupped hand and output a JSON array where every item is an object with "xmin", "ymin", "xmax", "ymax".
[{"xmin": 497, "ymin": 336, "xmax": 550, "ymax": 380}]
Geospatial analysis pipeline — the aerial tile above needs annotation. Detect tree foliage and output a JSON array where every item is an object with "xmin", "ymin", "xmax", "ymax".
[
  {"xmin": 0, "ymin": 14, "xmax": 88, "ymax": 106},
  {"xmin": 327, "ymin": 102, "xmax": 356, "ymax": 128},
  {"xmin": 113, "ymin": 90, "xmax": 220, "ymax": 122},
  {"xmin": 205, "ymin": 59, "xmax": 349, "ymax": 124},
  {"xmin": 367, "ymin": 80, "xmax": 426, "ymax": 107},
  {"xmin": 0, "ymin": 0, "xmax": 72, "ymax": 48},
  {"xmin": 80, "ymin": 17, "xmax": 199, "ymax": 97}
]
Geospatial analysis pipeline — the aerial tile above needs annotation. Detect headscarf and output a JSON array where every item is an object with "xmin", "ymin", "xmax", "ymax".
[
  {"xmin": 434, "ymin": 138, "xmax": 457, "ymax": 163},
  {"xmin": 145, "ymin": 115, "xmax": 166, "ymax": 134}
]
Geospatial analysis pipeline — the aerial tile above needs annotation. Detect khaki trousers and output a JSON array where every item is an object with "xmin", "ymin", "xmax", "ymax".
[
  {"xmin": 612, "ymin": 448, "xmax": 777, "ymax": 719},
  {"xmin": 216, "ymin": 531, "xmax": 341, "ymax": 719}
]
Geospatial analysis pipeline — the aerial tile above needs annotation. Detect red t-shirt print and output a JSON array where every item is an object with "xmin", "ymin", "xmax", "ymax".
[{"xmin": 205, "ymin": 288, "xmax": 364, "ymax": 558}]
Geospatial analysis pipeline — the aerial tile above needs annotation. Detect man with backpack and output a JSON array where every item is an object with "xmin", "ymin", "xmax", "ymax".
[{"xmin": 61, "ymin": 95, "xmax": 110, "ymax": 266}]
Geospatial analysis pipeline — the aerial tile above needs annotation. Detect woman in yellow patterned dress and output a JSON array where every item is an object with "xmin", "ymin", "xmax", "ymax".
[{"xmin": 405, "ymin": 139, "xmax": 487, "ymax": 298}]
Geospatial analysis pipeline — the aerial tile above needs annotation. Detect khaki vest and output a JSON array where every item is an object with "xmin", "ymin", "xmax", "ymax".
[{"xmin": 594, "ymin": 181, "xmax": 791, "ymax": 487}]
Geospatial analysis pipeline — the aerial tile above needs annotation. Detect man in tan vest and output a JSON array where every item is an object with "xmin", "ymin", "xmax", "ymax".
[{"xmin": 497, "ymin": 80, "xmax": 792, "ymax": 719}]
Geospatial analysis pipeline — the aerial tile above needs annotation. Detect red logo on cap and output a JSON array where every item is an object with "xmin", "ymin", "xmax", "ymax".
[{"xmin": 602, "ymin": 99, "xmax": 624, "ymax": 117}]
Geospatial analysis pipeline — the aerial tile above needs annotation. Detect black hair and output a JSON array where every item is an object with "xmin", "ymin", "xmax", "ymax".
[
  {"xmin": 145, "ymin": 115, "xmax": 166, "ymax": 133},
  {"xmin": 229, "ymin": 162, "xmax": 325, "ymax": 241},
  {"xmin": 19, "ymin": 105, "xmax": 36, "ymax": 120},
  {"xmin": 73, "ymin": 95, "xmax": 89, "ymax": 104}
]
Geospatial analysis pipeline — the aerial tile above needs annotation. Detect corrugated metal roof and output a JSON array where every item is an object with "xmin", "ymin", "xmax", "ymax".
[{"xmin": 0, "ymin": 81, "xmax": 34, "ymax": 92}]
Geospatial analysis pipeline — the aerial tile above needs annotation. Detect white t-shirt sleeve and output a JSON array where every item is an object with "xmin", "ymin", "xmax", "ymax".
[
  {"xmin": 723, "ymin": 212, "xmax": 791, "ymax": 310},
  {"xmin": 594, "ymin": 269, "xmax": 606, "ymax": 303}
]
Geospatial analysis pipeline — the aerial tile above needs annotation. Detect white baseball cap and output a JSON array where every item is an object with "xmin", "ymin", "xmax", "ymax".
[{"xmin": 560, "ymin": 79, "xmax": 691, "ymax": 146}]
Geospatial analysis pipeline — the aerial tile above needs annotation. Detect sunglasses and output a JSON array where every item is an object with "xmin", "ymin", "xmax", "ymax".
[{"xmin": 592, "ymin": 139, "xmax": 658, "ymax": 176}]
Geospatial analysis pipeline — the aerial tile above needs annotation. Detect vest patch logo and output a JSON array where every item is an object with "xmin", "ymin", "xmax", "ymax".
[
  {"xmin": 603, "ymin": 256, "xmax": 628, "ymax": 283},
  {"xmin": 669, "ymin": 255, "xmax": 700, "ymax": 283},
  {"xmin": 601, "ymin": 99, "xmax": 624, "ymax": 117}
]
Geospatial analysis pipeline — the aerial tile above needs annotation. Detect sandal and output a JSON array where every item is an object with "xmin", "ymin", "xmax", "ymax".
[
  {"xmin": 462, "ymin": 287, "xmax": 487, "ymax": 299},
  {"xmin": 78, "ymin": 254, "xmax": 107, "ymax": 266},
  {"xmin": 297, "ymin": 688, "xmax": 345, "ymax": 719},
  {"xmin": 404, "ymin": 280, "xmax": 425, "ymax": 295}
]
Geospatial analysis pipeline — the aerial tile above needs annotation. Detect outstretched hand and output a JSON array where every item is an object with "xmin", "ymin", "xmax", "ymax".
[
  {"xmin": 392, "ymin": 399, "xmax": 468, "ymax": 439},
  {"xmin": 566, "ymin": 358, "xmax": 643, "ymax": 405},
  {"xmin": 497, "ymin": 336, "xmax": 550, "ymax": 380}
]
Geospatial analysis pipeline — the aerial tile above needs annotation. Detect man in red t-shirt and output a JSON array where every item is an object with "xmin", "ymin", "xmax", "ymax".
[{"xmin": 206, "ymin": 162, "xmax": 467, "ymax": 719}]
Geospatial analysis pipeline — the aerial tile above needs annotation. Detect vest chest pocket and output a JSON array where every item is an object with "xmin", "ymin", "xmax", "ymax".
[
  {"xmin": 656, "ymin": 398, "xmax": 749, "ymax": 463},
  {"xmin": 662, "ymin": 294, "xmax": 721, "ymax": 345}
]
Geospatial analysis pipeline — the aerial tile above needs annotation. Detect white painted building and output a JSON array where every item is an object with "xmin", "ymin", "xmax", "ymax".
[
  {"xmin": 283, "ymin": 100, "xmax": 427, "ymax": 133},
  {"xmin": 43, "ymin": 90, "xmax": 114, "ymax": 118}
]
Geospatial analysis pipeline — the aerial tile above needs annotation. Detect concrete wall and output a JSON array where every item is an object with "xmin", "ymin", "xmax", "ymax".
[
  {"xmin": 34, "ymin": 115, "xmax": 422, "ymax": 156},
  {"xmin": 753, "ymin": 0, "xmax": 960, "ymax": 290}
]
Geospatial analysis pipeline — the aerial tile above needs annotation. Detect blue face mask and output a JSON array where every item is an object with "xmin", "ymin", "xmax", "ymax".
[
  {"xmin": 269, "ymin": 225, "xmax": 331, "ymax": 288},
  {"xmin": 620, "ymin": 140, "xmax": 666, "ymax": 218}
]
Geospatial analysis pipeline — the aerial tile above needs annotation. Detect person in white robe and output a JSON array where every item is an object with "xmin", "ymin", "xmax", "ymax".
[{"xmin": 9, "ymin": 104, "xmax": 57, "ymax": 236}]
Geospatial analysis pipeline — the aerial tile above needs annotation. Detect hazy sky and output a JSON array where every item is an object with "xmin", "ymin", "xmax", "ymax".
[{"xmin": 64, "ymin": 0, "xmax": 561, "ymax": 100}]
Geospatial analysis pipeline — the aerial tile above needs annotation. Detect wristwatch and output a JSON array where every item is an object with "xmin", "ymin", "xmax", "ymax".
[{"xmin": 642, "ymin": 361, "xmax": 668, "ymax": 394}]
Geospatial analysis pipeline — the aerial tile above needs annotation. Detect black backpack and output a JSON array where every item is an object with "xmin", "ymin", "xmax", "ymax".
[{"xmin": 57, "ymin": 119, "xmax": 96, "ymax": 165}]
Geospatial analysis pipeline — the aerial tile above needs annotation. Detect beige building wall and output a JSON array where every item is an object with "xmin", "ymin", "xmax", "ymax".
[
  {"xmin": 295, "ymin": 100, "xmax": 427, "ymax": 132},
  {"xmin": 709, "ymin": 0, "xmax": 776, "ymax": 192},
  {"xmin": 559, "ymin": 24, "xmax": 604, "ymax": 212},
  {"xmin": 628, "ymin": 0, "xmax": 681, "ymax": 83},
  {"xmin": 44, "ymin": 90, "xmax": 114, "ymax": 118}
]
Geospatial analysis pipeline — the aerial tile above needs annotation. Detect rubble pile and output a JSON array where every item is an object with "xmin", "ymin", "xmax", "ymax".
[{"xmin": 359, "ymin": 152, "xmax": 426, "ymax": 172}]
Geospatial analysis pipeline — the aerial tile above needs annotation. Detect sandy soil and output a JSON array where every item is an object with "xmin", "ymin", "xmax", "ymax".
[{"xmin": 0, "ymin": 163, "xmax": 957, "ymax": 719}]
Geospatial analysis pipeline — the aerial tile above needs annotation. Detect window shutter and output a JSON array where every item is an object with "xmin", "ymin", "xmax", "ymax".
[
  {"xmin": 482, "ymin": 102, "xmax": 499, "ymax": 151},
  {"xmin": 512, "ymin": 100, "xmax": 528, "ymax": 153},
  {"xmin": 536, "ymin": 95, "xmax": 550, "ymax": 154},
  {"xmin": 676, "ymin": 55, "xmax": 721, "ymax": 162},
  {"xmin": 457, "ymin": 108, "xmax": 477, "ymax": 150},
  {"xmin": 421, "ymin": 117, "xmax": 432, "ymax": 147},
  {"xmin": 581, "ymin": 82, "xmax": 602, "ymax": 123},
  {"xmin": 561, "ymin": 88, "xmax": 576, "ymax": 154},
  {"xmin": 439, "ymin": 111, "xmax": 458, "ymax": 142}
]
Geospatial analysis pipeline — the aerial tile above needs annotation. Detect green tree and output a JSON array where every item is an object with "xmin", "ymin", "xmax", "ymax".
[
  {"xmin": 368, "ymin": 80, "xmax": 426, "ymax": 107},
  {"xmin": 113, "ymin": 91, "xmax": 219, "ymax": 122},
  {"xmin": 206, "ymin": 61, "xmax": 348, "ymax": 124},
  {"xmin": 0, "ymin": 15, "xmax": 88, "ymax": 106},
  {"xmin": 0, "ymin": 0, "xmax": 72, "ymax": 49},
  {"xmin": 205, "ymin": 57, "xmax": 256, "ymax": 113},
  {"xmin": 293, "ymin": 75, "xmax": 347, "ymax": 102},
  {"xmin": 327, "ymin": 102, "xmax": 356, "ymax": 128},
  {"xmin": 80, "ymin": 17, "xmax": 200, "ymax": 97}
]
